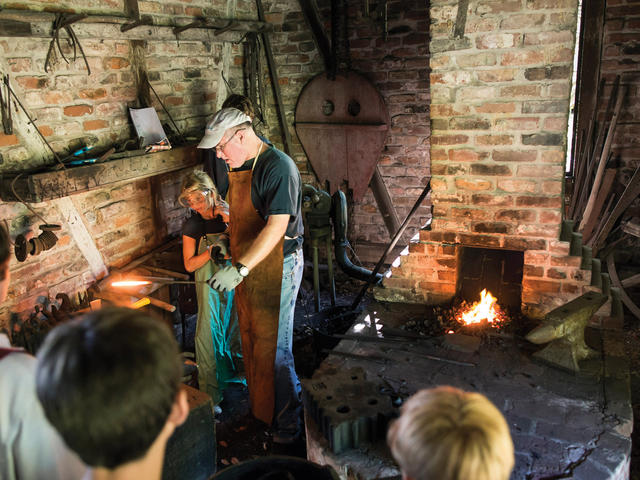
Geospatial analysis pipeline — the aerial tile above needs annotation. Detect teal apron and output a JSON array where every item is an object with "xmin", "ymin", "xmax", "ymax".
[{"xmin": 194, "ymin": 232, "xmax": 244, "ymax": 404}]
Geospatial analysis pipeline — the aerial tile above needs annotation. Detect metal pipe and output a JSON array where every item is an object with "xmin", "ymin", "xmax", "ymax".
[{"xmin": 332, "ymin": 190, "xmax": 384, "ymax": 283}]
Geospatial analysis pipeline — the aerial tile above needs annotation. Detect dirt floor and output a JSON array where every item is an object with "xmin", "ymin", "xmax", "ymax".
[{"xmin": 180, "ymin": 260, "xmax": 640, "ymax": 478}]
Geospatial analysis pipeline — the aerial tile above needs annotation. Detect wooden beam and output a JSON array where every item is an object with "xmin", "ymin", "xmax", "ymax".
[
  {"xmin": 0, "ymin": 10, "xmax": 272, "ymax": 42},
  {"xmin": 256, "ymin": 0, "xmax": 293, "ymax": 155},
  {"xmin": 55, "ymin": 196, "xmax": 108, "ymax": 279},
  {"xmin": 0, "ymin": 145, "xmax": 200, "ymax": 203},
  {"xmin": 297, "ymin": 0, "xmax": 332, "ymax": 73}
]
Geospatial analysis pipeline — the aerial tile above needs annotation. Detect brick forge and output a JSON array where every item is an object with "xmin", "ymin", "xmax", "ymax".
[{"xmin": 374, "ymin": 0, "xmax": 595, "ymax": 320}]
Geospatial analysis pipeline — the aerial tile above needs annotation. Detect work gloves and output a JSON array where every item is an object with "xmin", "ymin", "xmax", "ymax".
[{"xmin": 208, "ymin": 265, "xmax": 243, "ymax": 292}]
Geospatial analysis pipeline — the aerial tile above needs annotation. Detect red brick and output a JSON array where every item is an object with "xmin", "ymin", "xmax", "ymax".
[
  {"xmin": 476, "ymin": 34, "xmax": 519, "ymax": 50},
  {"xmin": 524, "ymin": 251, "xmax": 550, "ymax": 265},
  {"xmin": 539, "ymin": 210, "xmax": 562, "ymax": 224},
  {"xmin": 455, "ymin": 178, "xmax": 493, "ymax": 191},
  {"xmin": 501, "ymin": 85, "xmax": 541, "ymax": 97},
  {"xmin": 79, "ymin": 88, "xmax": 108, "ymax": 100},
  {"xmin": 524, "ymin": 31, "xmax": 574, "ymax": 46},
  {"xmin": 546, "ymin": 267, "xmax": 567, "ymax": 279},
  {"xmin": 500, "ymin": 14, "xmax": 545, "ymax": 29},
  {"xmin": 500, "ymin": 51, "xmax": 545, "ymax": 66},
  {"xmin": 496, "ymin": 209, "xmax": 537, "ymax": 222},
  {"xmin": 417, "ymin": 280, "xmax": 456, "ymax": 293},
  {"xmin": 83, "ymin": 120, "xmax": 108, "ymax": 131},
  {"xmin": 16, "ymin": 76, "xmax": 48, "ymax": 89},
  {"xmin": 431, "ymin": 134, "xmax": 469, "ymax": 145},
  {"xmin": 524, "ymin": 265, "xmax": 544, "ymax": 277},
  {"xmin": 8, "ymin": 58, "xmax": 31, "ymax": 72},
  {"xmin": 549, "ymin": 255, "xmax": 581, "ymax": 267},
  {"xmin": 475, "ymin": 103, "xmax": 516, "ymax": 114},
  {"xmin": 516, "ymin": 196, "xmax": 562, "ymax": 208},
  {"xmin": 384, "ymin": 277, "xmax": 415, "ymax": 290},
  {"xmin": 493, "ymin": 150, "xmax": 537, "ymax": 162},
  {"xmin": 471, "ymin": 194, "xmax": 514, "ymax": 207},
  {"xmin": 449, "ymin": 149, "xmax": 486, "ymax": 162},
  {"xmin": 105, "ymin": 57, "xmax": 130, "ymax": 69},
  {"xmin": 526, "ymin": 0, "xmax": 576, "ymax": 8},
  {"xmin": 0, "ymin": 134, "xmax": 19, "ymax": 146},
  {"xmin": 44, "ymin": 91, "xmax": 73, "ymax": 104},
  {"xmin": 476, "ymin": 135, "xmax": 513, "ymax": 146},
  {"xmin": 451, "ymin": 207, "xmax": 491, "ymax": 219},
  {"xmin": 476, "ymin": 69, "xmax": 517, "ymax": 82},
  {"xmin": 522, "ymin": 279, "xmax": 561, "ymax": 293},
  {"xmin": 458, "ymin": 234, "xmax": 501, "ymax": 248},
  {"xmin": 38, "ymin": 125, "xmax": 54, "ymax": 136},
  {"xmin": 64, "ymin": 105, "xmax": 93, "ymax": 117},
  {"xmin": 472, "ymin": 222, "xmax": 510, "ymax": 234},
  {"xmin": 503, "ymin": 237, "xmax": 546, "ymax": 251}
]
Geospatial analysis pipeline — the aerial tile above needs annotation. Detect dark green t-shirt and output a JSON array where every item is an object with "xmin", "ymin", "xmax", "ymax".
[{"xmin": 232, "ymin": 145, "xmax": 303, "ymax": 256}]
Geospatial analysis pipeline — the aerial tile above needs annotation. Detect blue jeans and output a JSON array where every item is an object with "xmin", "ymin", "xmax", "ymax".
[{"xmin": 273, "ymin": 248, "xmax": 303, "ymax": 434}]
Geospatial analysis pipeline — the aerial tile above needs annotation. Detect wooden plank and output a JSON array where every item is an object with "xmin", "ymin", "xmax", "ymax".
[
  {"xmin": 574, "ymin": 77, "xmax": 620, "ymax": 222},
  {"xmin": 622, "ymin": 220, "xmax": 640, "ymax": 238},
  {"xmin": 593, "ymin": 164, "xmax": 640, "ymax": 254},
  {"xmin": 0, "ymin": 145, "xmax": 199, "ymax": 202},
  {"xmin": 55, "ymin": 196, "xmax": 109, "ymax": 279},
  {"xmin": 607, "ymin": 254, "xmax": 640, "ymax": 321},
  {"xmin": 579, "ymin": 84, "xmax": 626, "ymax": 231},
  {"xmin": 621, "ymin": 273, "xmax": 640, "ymax": 289},
  {"xmin": 581, "ymin": 168, "xmax": 616, "ymax": 242}
]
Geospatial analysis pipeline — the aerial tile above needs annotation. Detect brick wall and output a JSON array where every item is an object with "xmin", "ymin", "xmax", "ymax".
[
  {"xmin": 376, "ymin": 0, "xmax": 584, "ymax": 319},
  {"xmin": 258, "ymin": 0, "xmax": 430, "ymax": 261},
  {"xmin": 0, "ymin": 1, "xmax": 251, "ymax": 328}
]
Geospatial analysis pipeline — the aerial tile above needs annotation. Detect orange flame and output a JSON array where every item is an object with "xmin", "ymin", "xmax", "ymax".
[
  {"xmin": 459, "ymin": 289, "xmax": 499, "ymax": 326},
  {"xmin": 111, "ymin": 280, "xmax": 152, "ymax": 288}
]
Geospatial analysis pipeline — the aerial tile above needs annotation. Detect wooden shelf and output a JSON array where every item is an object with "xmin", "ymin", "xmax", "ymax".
[{"xmin": 0, "ymin": 145, "xmax": 200, "ymax": 203}]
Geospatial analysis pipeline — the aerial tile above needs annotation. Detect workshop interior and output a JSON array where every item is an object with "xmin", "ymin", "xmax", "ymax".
[{"xmin": 0, "ymin": 0, "xmax": 639, "ymax": 479}]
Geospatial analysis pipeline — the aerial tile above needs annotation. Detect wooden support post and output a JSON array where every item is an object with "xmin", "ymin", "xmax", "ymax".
[{"xmin": 256, "ymin": 0, "xmax": 293, "ymax": 155}]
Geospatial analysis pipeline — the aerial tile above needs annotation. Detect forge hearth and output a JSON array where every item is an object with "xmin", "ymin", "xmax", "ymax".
[
  {"xmin": 458, "ymin": 246, "xmax": 524, "ymax": 310},
  {"xmin": 305, "ymin": 303, "xmax": 632, "ymax": 480}
]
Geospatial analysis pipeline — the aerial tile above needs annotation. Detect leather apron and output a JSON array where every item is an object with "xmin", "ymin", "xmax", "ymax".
[{"xmin": 228, "ymin": 152, "xmax": 284, "ymax": 425}]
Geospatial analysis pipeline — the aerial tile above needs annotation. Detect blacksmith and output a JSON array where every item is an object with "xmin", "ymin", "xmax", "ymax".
[{"xmin": 198, "ymin": 107, "xmax": 304, "ymax": 444}]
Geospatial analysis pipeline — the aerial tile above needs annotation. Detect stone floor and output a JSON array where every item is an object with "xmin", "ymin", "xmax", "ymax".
[{"xmin": 305, "ymin": 301, "xmax": 633, "ymax": 480}]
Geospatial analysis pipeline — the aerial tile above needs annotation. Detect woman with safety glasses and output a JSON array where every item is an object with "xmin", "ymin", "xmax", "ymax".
[{"xmin": 178, "ymin": 171, "xmax": 244, "ymax": 413}]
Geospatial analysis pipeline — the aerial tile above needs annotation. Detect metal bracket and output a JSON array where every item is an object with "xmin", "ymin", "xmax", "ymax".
[
  {"xmin": 121, "ymin": 15, "xmax": 153, "ymax": 32},
  {"xmin": 173, "ymin": 19, "xmax": 205, "ymax": 35}
]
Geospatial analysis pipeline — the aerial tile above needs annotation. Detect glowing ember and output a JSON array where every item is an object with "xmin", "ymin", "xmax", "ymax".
[
  {"xmin": 111, "ymin": 280, "xmax": 151, "ymax": 288},
  {"xmin": 458, "ymin": 289, "xmax": 503, "ymax": 327}
]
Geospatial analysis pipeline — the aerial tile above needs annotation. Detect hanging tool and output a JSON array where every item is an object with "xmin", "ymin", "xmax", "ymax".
[
  {"xmin": 44, "ymin": 13, "xmax": 91, "ymax": 75},
  {"xmin": 0, "ymin": 74, "xmax": 12, "ymax": 134}
]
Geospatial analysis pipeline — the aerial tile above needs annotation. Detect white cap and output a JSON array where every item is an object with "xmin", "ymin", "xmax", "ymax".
[{"xmin": 197, "ymin": 108, "xmax": 252, "ymax": 149}]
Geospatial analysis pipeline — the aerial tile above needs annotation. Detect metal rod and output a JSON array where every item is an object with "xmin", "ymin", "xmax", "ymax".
[
  {"xmin": 6, "ymin": 77, "xmax": 65, "ymax": 166},
  {"xmin": 146, "ymin": 78, "xmax": 186, "ymax": 143},
  {"xmin": 350, "ymin": 179, "xmax": 431, "ymax": 310}
]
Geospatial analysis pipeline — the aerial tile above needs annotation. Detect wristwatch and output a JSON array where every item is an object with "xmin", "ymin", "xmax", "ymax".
[{"xmin": 235, "ymin": 263, "xmax": 250, "ymax": 277}]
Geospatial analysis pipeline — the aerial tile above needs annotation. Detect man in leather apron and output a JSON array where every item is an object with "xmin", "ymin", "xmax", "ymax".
[{"xmin": 198, "ymin": 108, "xmax": 305, "ymax": 444}]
